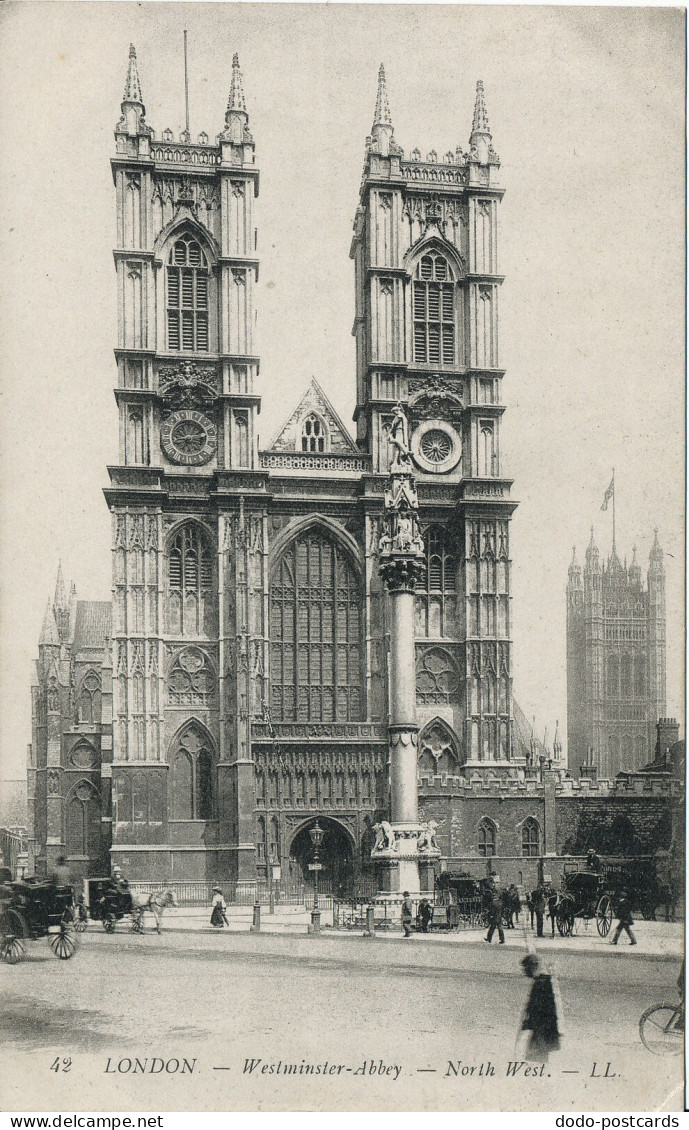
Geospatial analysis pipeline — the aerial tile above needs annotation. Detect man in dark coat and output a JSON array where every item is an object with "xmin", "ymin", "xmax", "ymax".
[
  {"xmin": 485, "ymin": 891, "xmax": 505, "ymax": 944},
  {"xmin": 518, "ymin": 954, "xmax": 563, "ymax": 1060},
  {"xmin": 401, "ymin": 891, "xmax": 414, "ymax": 938},
  {"xmin": 611, "ymin": 890, "xmax": 637, "ymax": 945},
  {"xmin": 533, "ymin": 887, "xmax": 547, "ymax": 938},
  {"xmin": 418, "ymin": 898, "xmax": 433, "ymax": 933}
]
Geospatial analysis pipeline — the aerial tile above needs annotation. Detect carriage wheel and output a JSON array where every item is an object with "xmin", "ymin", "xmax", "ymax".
[
  {"xmin": 1, "ymin": 909, "xmax": 28, "ymax": 964},
  {"xmin": 131, "ymin": 913, "xmax": 144, "ymax": 934},
  {"xmin": 639, "ymin": 1003, "xmax": 684, "ymax": 1056},
  {"xmin": 596, "ymin": 895, "xmax": 613, "ymax": 937},
  {"xmin": 102, "ymin": 913, "xmax": 116, "ymax": 933},
  {"xmin": 74, "ymin": 915, "xmax": 88, "ymax": 933},
  {"xmin": 50, "ymin": 923, "xmax": 78, "ymax": 960}
]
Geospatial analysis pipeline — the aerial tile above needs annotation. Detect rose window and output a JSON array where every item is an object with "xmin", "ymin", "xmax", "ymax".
[{"xmin": 420, "ymin": 429, "xmax": 452, "ymax": 464}]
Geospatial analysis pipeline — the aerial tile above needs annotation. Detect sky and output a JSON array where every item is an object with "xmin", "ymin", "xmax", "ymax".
[{"xmin": 0, "ymin": 3, "xmax": 684, "ymax": 782}]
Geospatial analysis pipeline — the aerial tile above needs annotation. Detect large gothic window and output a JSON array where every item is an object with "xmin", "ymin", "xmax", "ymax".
[
  {"xmin": 270, "ymin": 530, "xmax": 363, "ymax": 722},
  {"xmin": 416, "ymin": 526, "xmax": 457, "ymax": 637},
  {"xmin": 413, "ymin": 250, "xmax": 455, "ymax": 365},
  {"xmin": 166, "ymin": 236, "xmax": 210, "ymax": 352},
  {"xmin": 169, "ymin": 723, "xmax": 216, "ymax": 820},
  {"xmin": 168, "ymin": 522, "xmax": 215, "ymax": 636}
]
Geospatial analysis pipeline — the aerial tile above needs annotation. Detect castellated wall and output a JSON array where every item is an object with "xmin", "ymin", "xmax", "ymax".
[{"xmin": 418, "ymin": 773, "xmax": 680, "ymax": 889}]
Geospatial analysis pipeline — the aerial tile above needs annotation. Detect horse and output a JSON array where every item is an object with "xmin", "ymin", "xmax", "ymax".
[{"xmin": 131, "ymin": 889, "xmax": 177, "ymax": 935}]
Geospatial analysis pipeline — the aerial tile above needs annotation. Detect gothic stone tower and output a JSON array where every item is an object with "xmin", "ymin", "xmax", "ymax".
[
  {"xmin": 566, "ymin": 531, "xmax": 666, "ymax": 778},
  {"xmin": 351, "ymin": 69, "xmax": 518, "ymax": 774},
  {"xmin": 106, "ymin": 49, "xmax": 261, "ymax": 881}
]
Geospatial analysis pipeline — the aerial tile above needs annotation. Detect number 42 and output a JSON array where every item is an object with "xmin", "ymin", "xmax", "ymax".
[{"xmin": 50, "ymin": 1057, "xmax": 72, "ymax": 1073}]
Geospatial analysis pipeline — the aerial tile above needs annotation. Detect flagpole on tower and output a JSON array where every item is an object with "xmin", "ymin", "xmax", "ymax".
[
  {"xmin": 183, "ymin": 30, "xmax": 190, "ymax": 135},
  {"xmin": 612, "ymin": 467, "xmax": 616, "ymax": 553}
]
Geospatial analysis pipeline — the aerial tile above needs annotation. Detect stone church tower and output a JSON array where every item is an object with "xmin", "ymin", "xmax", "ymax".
[
  {"xmin": 351, "ymin": 68, "xmax": 518, "ymax": 773},
  {"xmin": 566, "ymin": 531, "xmax": 667, "ymax": 777},
  {"xmin": 107, "ymin": 49, "xmax": 262, "ymax": 881}
]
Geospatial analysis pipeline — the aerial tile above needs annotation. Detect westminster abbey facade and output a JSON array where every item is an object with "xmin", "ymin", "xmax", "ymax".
[{"xmin": 27, "ymin": 51, "xmax": 680, "ymax": 892}]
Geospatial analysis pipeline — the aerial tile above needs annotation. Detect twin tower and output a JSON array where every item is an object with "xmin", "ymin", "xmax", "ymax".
[{"xmin": 47, "ymin": 50, "xmax": 516, "ymax": 885}]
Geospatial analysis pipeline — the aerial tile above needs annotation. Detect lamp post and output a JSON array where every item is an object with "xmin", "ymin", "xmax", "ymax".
[
  {"xmin": 269, "ymin": 856, "xmax": 275, "ymax": 915},
  {"xmin": 308, "ymin": 821, "xmax": 325, "ymax": 934}
]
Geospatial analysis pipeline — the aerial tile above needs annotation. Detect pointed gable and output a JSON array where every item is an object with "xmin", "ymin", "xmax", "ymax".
[{"xmin": 266, "ymin": 378, "xmax": 358, "ymax": 455}]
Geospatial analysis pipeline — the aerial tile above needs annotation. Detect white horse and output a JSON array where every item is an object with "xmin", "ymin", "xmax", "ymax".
[{"xmin": 131, "ymin": 889, "xmax": 177, "ymax": 935}]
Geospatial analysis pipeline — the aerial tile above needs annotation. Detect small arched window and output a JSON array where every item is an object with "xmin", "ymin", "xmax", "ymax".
[
  {"xmin": 301, "ymin": 414, "xmax": 326, "ymax": 453},
  {"xmin": 413, "ymin": 250, "xmax": 455, "ymax": 365},
  {"xmin": 521, "ymin": 818, "xmax": 540, "ymax": 858},
  {"xmin": 78, "ymin": 672, "xmax": 102, "ymax": 724},
  {"xmin": 167, "ymin": 236, "xmax": 209, "ymax": 352},
  {"xmin": 478, "ymin": 819, "xmax": 496, "ymax": 857}
]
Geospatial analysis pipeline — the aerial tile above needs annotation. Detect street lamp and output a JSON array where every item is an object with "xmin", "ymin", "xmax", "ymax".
[{"xmin": 308, "ymin": 821, "xmax": 325, "ymax": 934}]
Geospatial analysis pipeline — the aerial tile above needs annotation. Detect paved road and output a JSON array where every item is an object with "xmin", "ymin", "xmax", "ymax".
[{"xmin": 2, "ymin": 928, "xmax": 684, "ymax": 1113}]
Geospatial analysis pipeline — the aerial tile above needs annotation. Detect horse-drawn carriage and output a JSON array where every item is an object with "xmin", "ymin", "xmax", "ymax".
[
  {"xmin": 0, "ymin": 873, "xmax": 79, "ymax": 963},
  {"xmin": 86, "ymin": 877, "xmax": 142, "ymax": 932},
  {"xmin": 85, "ymin": 878, "xmax": 175, "ymax": 934},
  {"xmin": 553, "ymin": 858, "xmax": 663, "ymax": 937}
]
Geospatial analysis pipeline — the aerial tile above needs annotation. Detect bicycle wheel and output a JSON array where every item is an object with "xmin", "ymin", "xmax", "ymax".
[{"xmin": 639, "ymin": 1003, "xmax": 684, "ymax": 1055}]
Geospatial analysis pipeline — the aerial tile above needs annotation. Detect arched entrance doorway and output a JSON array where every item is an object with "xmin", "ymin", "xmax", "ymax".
[{"xmin": 288, "ymin": 818, "xmax": 355, "ymax": 897}]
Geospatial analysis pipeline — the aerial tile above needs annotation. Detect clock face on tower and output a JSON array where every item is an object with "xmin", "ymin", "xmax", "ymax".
[{"xmin": 161, "ymin": 409, "xmax": 217, "ymax": 466}]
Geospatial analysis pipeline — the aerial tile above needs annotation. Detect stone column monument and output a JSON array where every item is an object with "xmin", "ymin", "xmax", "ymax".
[{"xmin": 372, "ymin": 404, "xmax": 440, "ymax": 894}]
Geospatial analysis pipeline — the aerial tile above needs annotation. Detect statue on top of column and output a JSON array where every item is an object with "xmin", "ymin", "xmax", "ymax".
[{"xmin": 379, "ymin": 403, "xmax": 425, "ymax": 589}]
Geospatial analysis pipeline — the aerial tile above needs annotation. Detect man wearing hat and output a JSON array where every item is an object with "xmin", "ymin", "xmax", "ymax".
[{"xmin": 611, "ymin": 890, "xmax": 636, "ymax": 946}]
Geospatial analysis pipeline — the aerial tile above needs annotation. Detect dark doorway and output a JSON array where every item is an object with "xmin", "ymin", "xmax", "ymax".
[{"xmin": 288, "ymin": 818, "xmax": 355, "ymax": 897}]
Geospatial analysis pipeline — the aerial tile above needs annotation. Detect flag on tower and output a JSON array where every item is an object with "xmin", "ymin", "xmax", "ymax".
[{"xmin": 600, "ymin": 476, "xmax": 614, "ymax": 511}]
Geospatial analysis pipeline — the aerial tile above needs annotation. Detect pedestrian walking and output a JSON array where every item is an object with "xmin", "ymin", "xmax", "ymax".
[
  {"xmin": 517, "ymin": 954, "xmax": 564, "ymax": 1061},
  {"xmin": 210, "ymin": 886, "xmax": 229, "ymax": 928},
  {"xmin": 533, "ymin": 887, "xmax": 546, "ymax": 938},
  {"xmin": 401, "ymin": 891, "xmax": 414, "ymax": 937},
  {"xmin": 526, "ymin": 890, "xmax": 535, "ymax": 929},
  {"xmin": 611, "ymin": 890, "xmax": 636, "ymax": 945},
  {"xmin": 418, "ymin": 898, "xmax": 432, "ymax": 933},
  {"xmin": 485, "ymin": 890, "xmax": 505, "ymax": 944}
]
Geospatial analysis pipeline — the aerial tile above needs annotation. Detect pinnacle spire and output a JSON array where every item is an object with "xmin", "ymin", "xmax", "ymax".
[
  {"xmin": 39, "ymin": 601, "xmax": 60, "ymax": 647},
  {"xmin": 54, "ymin": 561, "xmax": 67, "ymax": 610},
  {"xmin": 471, "ymin": 79, "xmax": 490, "ymax": 135},
  {"xmin": 227, "ymin": 53, "xmax": 247, "ymax": 115},
  {"xmin": 123, "ymin": 43, "xmax": 144, "ymax": 106},
  {"xmin": 373, "ymin": 63, "xmax": 392, "ymax": 128}
]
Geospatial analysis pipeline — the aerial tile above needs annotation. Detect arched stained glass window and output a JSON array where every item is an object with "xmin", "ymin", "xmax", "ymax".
[
  {"xmin": 66, "ymin": 781, "xmax": 101, "ymax": 857},
  {"xmin": 167, "ymin": 236, "xmax": 210, "ymax": 352},
  {"xmin": 413, "ymin": 250, "xmax": 455, "ymax": 365},
  {"xmin": 270, "ymin": 530, "xmax": 362, "ymax": 722}
]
